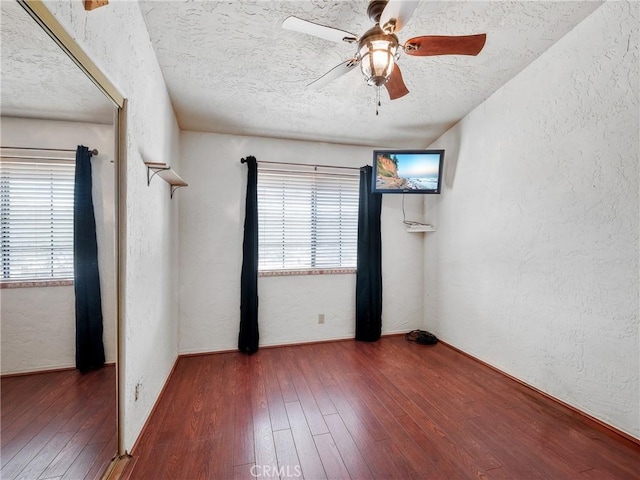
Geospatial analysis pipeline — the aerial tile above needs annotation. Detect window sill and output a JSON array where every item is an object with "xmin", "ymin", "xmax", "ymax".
[
  {"xmin": 259, "ymin": 268, "xmax": 356, "ymax": 277},
  {"xmin": 0, "ymin": 279, "xmax": 74, "ymax": 289}
]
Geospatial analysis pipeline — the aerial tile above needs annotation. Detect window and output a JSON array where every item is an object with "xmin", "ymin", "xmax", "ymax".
[
  {"xmin": 258, "ymin": 166, "xmax": 359, "ymax": 272},
  {"xmin": 1, "ymin": 152, "xmax": 75, "ymax": 282}
]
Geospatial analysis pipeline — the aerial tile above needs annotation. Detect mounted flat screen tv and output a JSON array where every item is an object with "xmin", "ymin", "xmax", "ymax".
[{"xmin": 372, "ymin": 149, "xmax": 444, "ymax": 194}]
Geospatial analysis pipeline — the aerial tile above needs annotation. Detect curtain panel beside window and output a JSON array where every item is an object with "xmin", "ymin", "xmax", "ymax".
[
  {"xmin": 239, "ymin": 155, "xmax": 259, "ymax": 354},
  {"xmin": 355, "ymin": 165, "xmax": 383, "ymax": 342},
  {"xmin": 74, "ymin": 145, "xmax": 105, "ymax": 371}
]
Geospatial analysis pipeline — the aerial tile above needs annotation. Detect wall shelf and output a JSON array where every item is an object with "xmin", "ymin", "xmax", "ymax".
[
  {"xmin": 144, "ymin": 161, "xmax": 188, "ymax": 198},
  {"xmin": 405, "ymin": 224, "xmax": 436, "ymax": 233}
]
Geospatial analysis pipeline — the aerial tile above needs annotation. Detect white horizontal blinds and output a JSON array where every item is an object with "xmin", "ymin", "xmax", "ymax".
[
  {"xmin": 0, "ymin": 156, "xmax": 75, "ymax": 281},
  {"xmin": 259, "ymin": 171, "xmax": 312, "ymax": 270},
  {"xmin": 258, "ymin": 167, "xmax": 359, "ymax": 271},
  {"xmin": 313, "ymin": 175, "xmax": 359, "ymax": 267}
]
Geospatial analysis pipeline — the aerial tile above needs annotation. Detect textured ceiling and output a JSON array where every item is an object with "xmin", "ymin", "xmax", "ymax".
[
  {"xmin": 0, "ymin": 1, "xmax": 603, "ymax": 144},
  {"xmin": 139, "ymin": 0, "xmax": 603, "ymax": 148},
  {"xmin": 0, "ymin": 1, "xmax": 113, "ymax": 124}
]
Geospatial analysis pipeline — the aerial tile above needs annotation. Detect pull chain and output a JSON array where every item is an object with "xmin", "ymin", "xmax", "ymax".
[{"xmin": 375, "ymin": 87, "xmax": 381, "ymax": 115}]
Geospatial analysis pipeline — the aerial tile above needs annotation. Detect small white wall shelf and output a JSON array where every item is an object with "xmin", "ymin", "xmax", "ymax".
[
  {"xmin": 144, "ymin": 161, "xmax": 188, "ymax": 198},
  {"xmin": 405, "ymin": 224, "xmax": 437, "ymax": 233}
]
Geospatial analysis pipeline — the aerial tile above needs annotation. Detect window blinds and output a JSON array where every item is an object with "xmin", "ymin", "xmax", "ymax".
[
  {"xmin": 0, "ymin": 156, "xmax": 75, "ymax": 281},
  {"xmin": 257, "ymin": 168, "xmax": 359, "ymax": 271}
]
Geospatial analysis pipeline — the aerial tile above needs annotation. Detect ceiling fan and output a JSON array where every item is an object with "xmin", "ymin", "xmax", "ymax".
[{"xmin": 282, "ymin": 0, "xmax": 486, "ymax": 102}]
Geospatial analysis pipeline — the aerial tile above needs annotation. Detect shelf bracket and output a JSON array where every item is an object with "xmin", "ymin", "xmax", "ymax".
[
  {"xmin": 170, "ymin": 185, "xmax": 185, "ymax": 199},
  {"xmin": 143, "ymin": 161, "xmax": 187, "ymax": 199},
  {"xmin": 146, "ymin": 165, "xmax": 170, "ymax": 186}
]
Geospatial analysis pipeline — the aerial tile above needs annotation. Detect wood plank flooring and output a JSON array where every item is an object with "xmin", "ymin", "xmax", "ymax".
[
  {"xmin": 127, "ymin": 337, "xmax": 640, "ymax": 479},
  {"xmin": 1, "ymin": 366, "xmax": 117, "ymax": 480}
]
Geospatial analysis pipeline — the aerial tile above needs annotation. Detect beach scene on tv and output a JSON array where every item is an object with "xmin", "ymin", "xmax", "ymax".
[{"xmin": 375, "ymin": 152, "xmax": 441, "ymax": 191}]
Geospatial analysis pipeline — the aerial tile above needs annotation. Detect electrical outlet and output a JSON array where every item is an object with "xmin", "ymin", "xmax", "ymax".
[{"xmin": 318, "ymin": 313, "xmax": 325, "ymax": 324}]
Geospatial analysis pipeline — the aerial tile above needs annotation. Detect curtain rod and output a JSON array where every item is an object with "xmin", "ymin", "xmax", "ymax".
[
  {"xmin": 240, "ymin": 158, "xmax": 360, "ymax": 171},
  {"xmin": 1, "ymin": 146, "xmax": 99, "ymax": 155}
]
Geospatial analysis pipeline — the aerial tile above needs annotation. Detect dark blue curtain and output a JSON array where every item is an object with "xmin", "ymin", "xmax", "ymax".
[
  {"xmin": 355, "ymin": 165, "xmax": 383, "ymax": 341},
  {"xmin": 74, "ymin": 145, "xmax": 105, "ymax": 372},
  {"xmin": 239, "ymin": 156, "xmax": 259, "ymax": 354}
]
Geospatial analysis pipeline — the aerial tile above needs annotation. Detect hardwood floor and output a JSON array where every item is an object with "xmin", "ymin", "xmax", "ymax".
[
  {"xmin": 127, "ymin": 337, "xmax": 639, "ymax": 479},
  {"xmin": 1, "ymin": 366, "xmax": 117, "ymax": 480}
]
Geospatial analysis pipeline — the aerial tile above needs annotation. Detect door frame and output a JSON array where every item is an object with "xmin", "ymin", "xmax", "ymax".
[{"xmin": 18, "ymin": 0, "xmax": 127, "ymax": 459}]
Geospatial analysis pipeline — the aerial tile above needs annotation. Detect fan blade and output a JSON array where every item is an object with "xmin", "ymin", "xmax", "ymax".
[
  {"xmin": 385, "ymin": 64, "xmax": 409, "ymax": 100},
  {"xmin": 307, "ymin": 58, "xmax": 360, "ymax": 89},
  {"xmin": 282, "ymin": 16, "xmax": 358, "ymax": 44},
  {"xmin": 404, "ymin": 34, "xmax": 487, "ymax": 56},
  {"xmin": 379, "ymin": 0, "xmax": 420, "ymax": 34}
]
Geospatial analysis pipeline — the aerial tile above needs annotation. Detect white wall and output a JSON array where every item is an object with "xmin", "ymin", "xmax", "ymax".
[
  {"xmin": 1, "ymin": 117, "xmax": 117, "ymax": 374},
  {"xmin": 44, "ymin": 1, "xmax": 181, "ymax": 450},
  {"xmin": 423, "ymin": 1, "xmax": 638, "ymax": 438},
  {"xmin": 179, "ymin": 132, "xmax": 424, "ymax": 354}
]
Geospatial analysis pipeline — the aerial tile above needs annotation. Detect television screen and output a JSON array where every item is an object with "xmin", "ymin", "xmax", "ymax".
[{"xmin": 372, "ymin": 149, "xmax": 444, "ymax": 194}]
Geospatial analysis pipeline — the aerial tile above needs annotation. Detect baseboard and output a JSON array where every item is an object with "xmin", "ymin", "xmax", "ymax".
[
  {"xmin": 179, "ymin": 347, "xmax": 238, "ymax": 357},
  {"xmin": 438, "ymin": 339, "xmax": 640, "ymax": 447},
  {"xmin": 179, "ymin": 330, "xmax": 408, "ymax": 358},
  {"xmin": 1, "ymin": 361, "xmax": 116, "ymax": 378},
  {"xmin": 381, "ymin": 331, "xmax": 408, "ymax": 338},
  {"xmin": 260, "ymin": 335, "xmax": 354, "ymax": 350},
  {"xmin": 128, "ymin": 356, "xmax": 179, "ymax": 456},
  {"xmin": 103, "ymin": 453, "xmax": 134, "ymax": 480}
]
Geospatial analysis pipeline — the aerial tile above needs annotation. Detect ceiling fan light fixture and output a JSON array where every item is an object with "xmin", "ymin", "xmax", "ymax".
[
  {"xmin": 359, "ymin": 37, "xmax": 398, "ymax": 87},
  {"xmin": 282, "ymin": 4, "xmax": 487, "ymax": 105}
]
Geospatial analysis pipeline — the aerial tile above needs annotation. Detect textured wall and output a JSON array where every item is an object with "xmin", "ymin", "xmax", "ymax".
[
  {"xmin": 0, "ymin": 117, "xmax": 117, "ymax": 374},
  {"xmin": 43, "ymin": 0, "xmax": 181, "ymax": 451},
  {"xmin": 424, "ymin": 1, "xmax": 638, "ymax": 438},
  {"xmin": 179, "ymin": 131, "xmax": 424, "ymax": 354}
]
